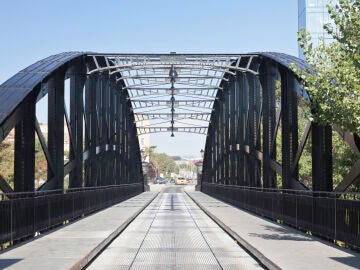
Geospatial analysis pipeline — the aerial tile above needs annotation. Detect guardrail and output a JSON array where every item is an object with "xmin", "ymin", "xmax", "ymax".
[
  {"xmin": 201, "ymin": 182, "xmax": 360, "ymax": 249},
  {"xmin": 0, "ymin": 183, "xmax": 143, "ymax": 247}
]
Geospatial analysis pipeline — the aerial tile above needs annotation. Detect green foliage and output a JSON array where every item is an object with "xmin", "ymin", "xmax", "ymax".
[
  {"xmin": 292, "ymin": 0, "xmax": 360, "ymax": 134},
  {"xmin": 149, "ymin": 149, "xmax": 178, "ymax": 177},
  {"xmin": 0, "ymin": 142, "xmax": 14, "ymax": 188},
  {"xmin": 325, "ymin": 0, "xmax": 360, "ymax": 65},
  {"xmin": 332, "ymin": 130, "xmax": 358, "ymax": 186},
  {"xmin": 142, "ymin": 145, "xmax": 156, "ymax": 161},
  {"xmin": 291, "ymin": 0, "xmax": 360, "ymax": 191},
  {"xmin": 0, "ymin": 135, "xmax": 48, "ymax": 190},
  {"xmin": 34, "ymin": 135, "xmax": 47, "ymax": 182},
  {"xmin": 297, "ymin": 101, "xmax": 313, "ymax": 188}
]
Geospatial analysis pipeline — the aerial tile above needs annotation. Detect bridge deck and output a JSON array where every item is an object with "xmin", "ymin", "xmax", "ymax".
[
  {"xmin": 87, "ymin": 186, "xmax": 261, "ymax": 269},
  {"xmin": 1, "ymin": 186, "xmax": 359, "ymax": 270},
  {"xmin": 0, "ymin": 192, "xmax": 158, "ymax": 270},
  {"xmin": 186, "ymin": 189, "xmax": 360, "ymax": 270}
]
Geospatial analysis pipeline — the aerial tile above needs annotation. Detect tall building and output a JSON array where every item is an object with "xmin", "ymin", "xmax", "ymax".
[
  {"xmin": 298, "ymin": 0, "xmax": 336, "ymax": 59},
  {"xmin": 135, "ymin": 115, "xmax": 150, "ymax": 162}
]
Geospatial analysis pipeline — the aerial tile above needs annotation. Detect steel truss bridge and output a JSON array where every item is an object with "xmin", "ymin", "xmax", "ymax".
[{"xmin": 0, "ymin": 52, "xmax": 359, "ymax": 266}]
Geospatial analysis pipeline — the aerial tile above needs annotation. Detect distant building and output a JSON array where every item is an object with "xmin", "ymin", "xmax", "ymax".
[
  {"xmin": 135, "ymin": 115, "xmax": 150, "ymax": 162},
  {"xmin": 298, "ymin": 0, "xmax": 336, "ymax": 59},
  {"xmin": 3, "ymin": 123, "xmax": 70, "ymax": 153},
  {"xmin": 37, "ymin": 123, "xmax": 70, "ymax": 153}
]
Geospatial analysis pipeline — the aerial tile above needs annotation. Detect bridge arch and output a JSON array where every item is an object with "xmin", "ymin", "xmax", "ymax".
[
  {"xmin": 0, "ymin": 52, "xmax": 143, "ymax": 192},
  {"xmin": 1, "ymin": 52, "xmax": 359, "ymax": 194},
  {"xmin": 0, "ymin": 52, "xmax": 359, "ymax": 250}
]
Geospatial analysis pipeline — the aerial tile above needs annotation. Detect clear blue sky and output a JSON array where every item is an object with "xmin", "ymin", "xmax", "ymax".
[{"xmin": 0, "ymin": 0, "xmax": 299, "ymax": 157}]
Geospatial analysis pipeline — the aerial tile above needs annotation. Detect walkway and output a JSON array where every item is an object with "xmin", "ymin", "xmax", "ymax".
[
  {"xmin": 185, "ymin": 189, "xmax": 360, "ymax": 270},
  {"xmin": 1, "ymin": 185, "xmax": 359, "ymax": 270},
  {"xmin": 88, "ymin": 186, "xmax": 262, "ymax": 269},
  {"xmin": 0, "ymin": 192, "xmax": 157, "ymax": 270}
]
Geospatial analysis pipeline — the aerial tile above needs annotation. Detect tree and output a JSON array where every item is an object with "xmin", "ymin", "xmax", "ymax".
[
  {"xmin": 292, "ymin": 0, "xmax": 360, "ymax": 191},
  {"xmin": 292, "ymin": 0, "xmax": 360, "ymax": 134},
  {"xmin": 150, "ymin": 152, "xmax": 178, "ymax": 177},
  {"xmin": 142, "ymin": 146, "xmax": 157, "ymax": 161},
  {"xmin": 147, "ymin": 163, "xmax": 156, "ymax": 179}
]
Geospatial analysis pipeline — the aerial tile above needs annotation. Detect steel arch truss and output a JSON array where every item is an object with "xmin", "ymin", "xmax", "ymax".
[
  {"xmin": 1, "ymin": 52, "xmax": 359, "ymax": 194},
  {"xmin": 202, "ymin": 56, "xmax": 360, "ymax": 192},
  {"xmin": 0, "ymin": 53, "xmax": 143, "ymax": 193}
]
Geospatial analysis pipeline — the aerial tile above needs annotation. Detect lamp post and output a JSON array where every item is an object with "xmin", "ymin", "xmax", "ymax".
[
  {"xmin": 195, "ymin": 149, "xmax": 204, "ymax": 191},
  {"xmin": 140, "ymin": 148, "xmax": 145, "ymax": 161},
  {"xmin": 142, "ymin": 161, "xmax": 150, "ymax": 191}
]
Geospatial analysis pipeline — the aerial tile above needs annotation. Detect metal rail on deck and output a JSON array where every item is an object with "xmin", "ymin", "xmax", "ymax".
[
  {"xmin": 202, "ymin": 183, "xmax": 360, "ymax": 249},
  {"xmin": 0, "ymin": 184, "xmax": 143, "ymax": 247}
]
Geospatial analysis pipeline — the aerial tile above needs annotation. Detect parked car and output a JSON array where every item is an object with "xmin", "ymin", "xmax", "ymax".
[
  {"xmin": 158, "ymin": 178, "xmax": 167, "ymax": 184},
  {"xmin": 175, "ymin": 177, "xmax": 187, "ymax": 185}
]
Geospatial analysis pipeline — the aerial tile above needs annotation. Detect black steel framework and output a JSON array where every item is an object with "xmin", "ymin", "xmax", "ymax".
[
  {"xmin": 201, "ymin": 53, "xmax": 360, "ymax": 193},
  {"xmin": 200, "ymin": 53, "xmax": 360, "ymax": 249},
  {"xmin": 202, "ymin": 183, "xmax": 360, "ymax": 249},
  {"xmin": 86, "ymin": 53, "xmax": 259, "ymax": 135},
  {"xmin": 0, "ymin": 52, "xmax": 144, "ymax": 194},
  {"xmin": 0, "ymin": 52, "xmax": 359, "ymax": 249},
  {"xmin": 0, "ymin": 184, "xmax": 142, "ymax": 246}
]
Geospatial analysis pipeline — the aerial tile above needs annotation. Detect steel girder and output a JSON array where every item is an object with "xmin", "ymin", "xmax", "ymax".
[
  {"xmin": 1, "ymin": 52, "xmax": 359, "ymax": 194},
  {"xmin": 200, "ymin": 55, "xmax": 350, "ymax": 193},
  {"xmin": 137, "ymin": 126, "xmax": 208, "ymax": 135},
  {"xmin": 0, "ymin": 53, "xmax": 144, "ymax": 194}
]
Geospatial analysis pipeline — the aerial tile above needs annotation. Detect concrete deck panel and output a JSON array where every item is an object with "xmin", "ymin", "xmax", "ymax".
[{"xmin": 186, "ymin": 190, "xmax": 360, "ymax": 270}]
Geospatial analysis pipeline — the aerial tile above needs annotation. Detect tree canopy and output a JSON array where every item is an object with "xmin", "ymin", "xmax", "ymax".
[
  {"xmin": 143, "ymin": 146, "xmax": 178, "ymax": 178},
  {"xmin": 292, "ymin": 0, "xmax": 360, "ymax": 134}
]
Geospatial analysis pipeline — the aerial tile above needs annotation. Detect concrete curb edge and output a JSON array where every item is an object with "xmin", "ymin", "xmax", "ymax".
[
  {"xmin": 70, "ymin": 192, "xmax": 159, "ymax": 270},
  {"xmin": 184, "ymin": 191, "xmax": 280, "ymax": 270}
]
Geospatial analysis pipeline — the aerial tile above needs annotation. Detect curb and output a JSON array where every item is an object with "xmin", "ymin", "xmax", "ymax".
[
  {"xmin": 70, "ymin": 192, "xmax": 159, "ymax": 270},
  {"xmin": 184, "ymin": 191, "xmax": 280, "ymax": 270}
]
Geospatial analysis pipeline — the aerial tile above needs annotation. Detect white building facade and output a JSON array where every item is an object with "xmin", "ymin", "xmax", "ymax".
[{"xmin": 135, "ymin": 115, "xmax": 150, "ymax": 162}]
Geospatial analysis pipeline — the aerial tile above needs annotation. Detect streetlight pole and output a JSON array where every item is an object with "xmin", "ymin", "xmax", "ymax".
[{"xmin": 195, "ymin": 149, "xmax": 204, "ymax": 191}]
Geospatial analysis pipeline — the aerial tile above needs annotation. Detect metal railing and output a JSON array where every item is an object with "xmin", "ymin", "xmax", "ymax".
[
  {"xmin": 202, "ymin": 182, "xmax": 360, "ymax": 249},
  {"xmin": 0, "ymin": 183, "xmax": 143, "ymax": 246}
]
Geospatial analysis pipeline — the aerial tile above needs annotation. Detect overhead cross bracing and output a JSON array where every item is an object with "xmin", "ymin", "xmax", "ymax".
[{"xmin": 87, "ymin": 53, "xmax": 260, "ymax": 135}]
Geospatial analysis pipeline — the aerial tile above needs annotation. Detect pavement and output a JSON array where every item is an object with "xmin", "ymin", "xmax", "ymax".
[
  {"xmin": 185, "ymin": 189, "xmax": 360, "ymax": 270},
  {"xmin": 1, "ymin": 183, "xmax": 358, "ymax": 270},
  {"xmin": 0, "ymin": 192, "xmax": 158, "ymax": 270},
  {"xmin": 88, "ymin": 185, "xmax": 262, "ymax": 270}
]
